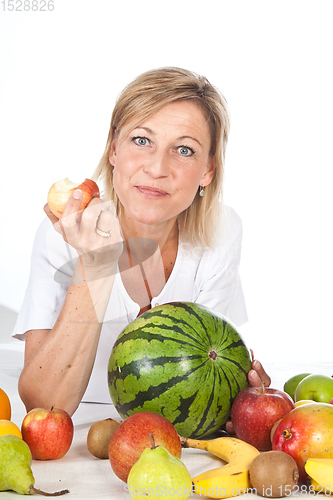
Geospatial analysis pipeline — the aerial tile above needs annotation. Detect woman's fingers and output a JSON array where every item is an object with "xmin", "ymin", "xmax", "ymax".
[
  {"xmin": 225, "ymin": 420, "xmax": 236, "ymax": 435},
  {"xmin": 44, "ymin": 203, "xmax": 59, "ymax": 224},
  {"xmin": 58, "ymin": 189, "xmax": 85, "ymax": 242},
  {"xmin": 46, "ymin": 190, "xmax": 123, "ymax": 260},
  {"xmin": 248, "ymin": 359, "xmax": 271, "ymax": 388},
  {"xmin": 96, "ymin": 207, "xmax": 114, "ymax": 232}
]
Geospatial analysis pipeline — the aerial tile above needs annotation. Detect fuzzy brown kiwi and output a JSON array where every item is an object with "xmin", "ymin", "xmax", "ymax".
[
  {"xmin": 249, "ymin": 450, "xmax": 299, "ymax": 497},
  {"xmin": 87, "ymin": 418, "xmax": 120, "ymax": 459}
]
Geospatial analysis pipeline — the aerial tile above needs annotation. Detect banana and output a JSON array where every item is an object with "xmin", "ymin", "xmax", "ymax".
[
  {"xmin": 181, "ymin": 436, "xmax": 260, "ymax": 498},
  {"xmin": 305, "ymin": 458, "xmax": 333, "ymax": 494},
  {"xmin": 309, "ymin": 479, "xmax": 332, "ymax": 494}
]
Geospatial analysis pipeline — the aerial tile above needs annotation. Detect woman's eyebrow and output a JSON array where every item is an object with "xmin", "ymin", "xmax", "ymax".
[
  {"xmin": 132, "ymin": 126, "xmax": 154, "ymax": 135},
  {"xmin": 132, "ymin": 127, "xmax": 202, "ymax": 147},
  {"xmin": 177, "ymin": 135, "xmax": 202, "ymax": 147}
]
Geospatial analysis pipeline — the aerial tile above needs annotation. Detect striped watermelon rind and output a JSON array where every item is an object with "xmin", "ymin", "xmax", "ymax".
[{"xmin": 108, "ymin": 302, "xmax": 251, "ymax": 438}]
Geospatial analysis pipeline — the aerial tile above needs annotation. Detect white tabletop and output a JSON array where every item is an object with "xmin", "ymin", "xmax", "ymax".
[{"xmin": 1, "ymin": 343, "xmax": 333, "ymax": 499}]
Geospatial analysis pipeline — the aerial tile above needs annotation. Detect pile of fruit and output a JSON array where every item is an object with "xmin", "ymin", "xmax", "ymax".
[
  {"xmin": 92, "ymin": 402, "xmax": 333, "ymax": 499},
  {"xmin": 1, "ymin": 298, "xmax": 333, "ymax": 498},
  {"xmin": 106, "ymin": 303, "xmax": 333, "ymax": 497},
  {"xmin": 0, "ymin": 389, "xmax": 72, "ymax": 495}
]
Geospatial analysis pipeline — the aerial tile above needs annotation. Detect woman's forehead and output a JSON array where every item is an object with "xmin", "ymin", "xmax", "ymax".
[{"xmin": 119, "ymin": 101, "xmax": 210, "ymax": 139}]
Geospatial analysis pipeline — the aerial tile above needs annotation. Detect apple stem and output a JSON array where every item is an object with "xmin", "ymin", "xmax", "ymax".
[
  {"xmin": 148, "ymin": 433, "xmax": 156, "ymax": 449},
  {"xmin": 50, "ymin": 405, "xmax": 55, "ymax": 411},
  {"xmin": 262, "ymin": 381, "xmax": 266, "ymax": 394},
  {"xmin": 30, "ymin": 486, "xmax": 70, "ymax": 496}
]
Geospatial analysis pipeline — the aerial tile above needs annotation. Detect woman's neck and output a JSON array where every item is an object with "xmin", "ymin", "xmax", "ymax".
[
  {"xmin": 118, "ymin": 214, "xmax": 179, "ymax": 316},
  {"xmin": 119, "ymin": 213, "xmax": 179, "ymax": 255}
]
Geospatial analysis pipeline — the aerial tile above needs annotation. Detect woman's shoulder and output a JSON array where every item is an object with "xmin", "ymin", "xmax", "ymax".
[
  {"xmin": 218, "ymin": 204, "xmax": 243, "ymax": 245},
  {"xmin": 180, "ymin": 205, "xmax": 243, "ymax": 263}
]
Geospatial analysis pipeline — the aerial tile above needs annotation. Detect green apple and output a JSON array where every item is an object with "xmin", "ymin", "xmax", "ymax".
[
  {"xmin": 295, "ymin": 374, "xmax": 333, "ymax": 403},
  {"xmin": 283, "ymin": 373, "xmax": 311, "ymax": 401}
]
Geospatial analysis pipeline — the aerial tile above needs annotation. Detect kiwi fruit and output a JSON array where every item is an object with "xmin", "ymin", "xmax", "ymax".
[
  {"xmin": 87, "ymin": 418, "xmax": 120, "ymax": 459},
  {"xmin": 249, "ymin": 450, "xmax": 299, "ymax": 497}
]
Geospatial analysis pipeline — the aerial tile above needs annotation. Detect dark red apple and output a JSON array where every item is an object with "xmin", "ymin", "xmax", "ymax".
[
  {"xmin": 231, "ymin": 384, "xmax": 295, "ymax": 451},
  {"xmin": 108, "ymin": 411, "xmax": 182, "ymax": 482},
  {"xmin": 272, "ymin": 402, "xmax": 333, "ymax": 483},
  {"xmin": 21, "ymin": 406, "xmax": 74, "ymax": 460}
]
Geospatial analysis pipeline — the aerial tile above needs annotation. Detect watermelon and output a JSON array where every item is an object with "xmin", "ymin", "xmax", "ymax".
[{"xmin": 108, "ymin": 302, "xmax": 251, "ymax": 438}]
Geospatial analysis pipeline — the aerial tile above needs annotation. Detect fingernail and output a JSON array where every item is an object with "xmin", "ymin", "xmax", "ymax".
[
  {"xmin": 73, "ymin": 189, "xmax": 82, "ymax": 199},
  {"xmin": 253, "ymin": 360, "xmax": 261, "ymax": 370}
]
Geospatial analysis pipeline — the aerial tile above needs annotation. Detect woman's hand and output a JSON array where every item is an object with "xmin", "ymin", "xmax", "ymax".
[
  {"xmin": 248, "ymin": 358, "xmax": 271, "ymax": 388},
  {"xmin": 224, "ymin": 355, "xmax": 271, "ymax": 435},
  {"xmin": 44, "ymin": 189, "xmax": 123, "ymax": 273}
]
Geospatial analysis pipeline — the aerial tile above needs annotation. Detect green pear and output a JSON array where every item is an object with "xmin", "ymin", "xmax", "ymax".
[
  {"xmin": 127, "ymin": 434, "xmax": 192, "ymax": 499},
  {"xmin": 0, "ymin": 434, "xmax": 69, "ymax": 496}
]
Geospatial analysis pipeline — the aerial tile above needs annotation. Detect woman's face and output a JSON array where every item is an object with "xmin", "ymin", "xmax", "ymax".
[{"xmin": 109, "ymin": 100, "xmax": 215, "ymax": 228}]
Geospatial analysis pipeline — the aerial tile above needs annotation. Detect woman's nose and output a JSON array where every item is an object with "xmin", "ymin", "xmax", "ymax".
[{"xmin": 143, "ymin": 151, "xmax": 170, "ymax": 177}]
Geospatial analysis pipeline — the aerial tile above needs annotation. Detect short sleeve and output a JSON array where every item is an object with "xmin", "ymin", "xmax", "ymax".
[{"xmin": 12, "ymin": 217, "xmax": 76, "ymax": 341}]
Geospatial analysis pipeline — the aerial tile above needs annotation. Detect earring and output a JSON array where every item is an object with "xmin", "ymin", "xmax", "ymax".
[{"xmin": 199, "ymin": 186, "xmax": 205, "ymax": 197}]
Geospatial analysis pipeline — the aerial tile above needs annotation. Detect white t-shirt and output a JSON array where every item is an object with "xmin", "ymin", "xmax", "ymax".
[{"xmin": 13, "ymin": 205, "xmax": 248, "ymax": 403}]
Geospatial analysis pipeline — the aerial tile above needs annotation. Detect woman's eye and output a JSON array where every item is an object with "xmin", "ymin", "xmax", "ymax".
[
  {"xmin": 133, "ymin": 137, "xmax": 149, "ymax": 146},
  {"xmin": 178, "ymin": 146, "xmax": 194, "ymax": 156}
]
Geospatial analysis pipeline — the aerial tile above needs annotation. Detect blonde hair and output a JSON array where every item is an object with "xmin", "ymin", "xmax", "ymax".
[{"xmin": 93, "ymin": 67, "xmax": 230, "ymax": 248}]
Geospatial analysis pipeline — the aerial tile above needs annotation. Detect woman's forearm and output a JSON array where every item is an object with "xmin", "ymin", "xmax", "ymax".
[{"xmin": 18, "ymin": 260, "xmax": 117, "ymax": 415}]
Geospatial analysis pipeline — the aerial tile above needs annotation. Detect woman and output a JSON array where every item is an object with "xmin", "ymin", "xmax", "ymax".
[{"xmin": 13, "ymin": 67, "xmax": 270, "ymax": 417}]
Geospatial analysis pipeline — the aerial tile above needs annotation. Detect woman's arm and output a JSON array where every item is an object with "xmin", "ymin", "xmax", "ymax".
[
  {"xmin": 18, "ymin": 270, "xmax": 112, "ymax": 414},
  {"xmin": 18, "ymin": 191, "xmax": 123, "ymax": 415}
]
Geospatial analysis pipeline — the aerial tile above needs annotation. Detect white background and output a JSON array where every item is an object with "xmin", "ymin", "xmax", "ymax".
[{"xmin": 1, "ymin": 0, "xmax": 332, "ymax": 366}]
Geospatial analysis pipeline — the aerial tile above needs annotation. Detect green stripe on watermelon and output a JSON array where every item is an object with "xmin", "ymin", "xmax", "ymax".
[{"xmin": 108, "ymin": 302, "xmax": 251, "ymax": 438}]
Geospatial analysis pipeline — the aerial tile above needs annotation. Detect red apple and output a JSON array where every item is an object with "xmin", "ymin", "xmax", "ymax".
[
  {"xmin": 231, "ymin": 384, "xmax": 295, "ymax": 451},
  {"xmin": 272, "ymin": 402, "xmax": 333, "ymax": 483},
  {"xmin": 108, "ymin": 411, "xmax": 182, "ymax": 483},
  {"xmin": 47, "ymin": 177, "xmax": 100, "ymax": 218},
  {"xmin": 21, "ymin": 406, "xmax": 74, "ymax": 460}
]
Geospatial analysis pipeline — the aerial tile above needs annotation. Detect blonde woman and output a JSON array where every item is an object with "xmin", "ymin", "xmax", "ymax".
[{"xmin": 14, "ymin": 67, "xmax": 270, "ymax": 421}]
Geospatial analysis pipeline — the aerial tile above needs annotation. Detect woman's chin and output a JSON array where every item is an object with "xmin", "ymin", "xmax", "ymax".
[{"xmin": 122, "ymin": 207, "xmax": 176, "ymax": 228}]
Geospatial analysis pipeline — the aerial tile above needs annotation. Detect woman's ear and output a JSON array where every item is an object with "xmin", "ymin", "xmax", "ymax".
[
  {"xmin": 200, "ymin": 158, "xmax": 216, "ymax": 186},
  {"xmin": 109, "ymin": 140, "xmax": 117, "ymax": 166}
]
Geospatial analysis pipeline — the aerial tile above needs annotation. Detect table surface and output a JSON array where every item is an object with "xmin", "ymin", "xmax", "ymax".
[{"xmin": 1, "ymin": 345, "xmax": 332, "ymax": 499}]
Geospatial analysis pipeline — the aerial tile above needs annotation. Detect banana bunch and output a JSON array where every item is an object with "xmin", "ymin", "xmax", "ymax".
[
  {"xmin": 305, "ymin": 458, "xmax": 333, "ymax": 494},
  {"xmin": 181, "ymin": 436, "xmax": 260, "ymax": 499}
]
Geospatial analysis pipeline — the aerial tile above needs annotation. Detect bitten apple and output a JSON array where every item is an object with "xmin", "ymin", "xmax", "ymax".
[
  {"xmin": 231, "ymin": 384, "xmax": 295, "ymax": 451},
  {"xmin": 21, "ymin": 406, "xmax": 74, "ymax": 460},
  {"xmin": 108, "ymin": 411, "xmax": 182, "ymax": 483},
  {"xmin": 47, "ymin": 178, "xmax": 100, "ymax": 218},
  {"xmin": 272, "ymin": 402, "xmax": 333, "ymax": 483}
]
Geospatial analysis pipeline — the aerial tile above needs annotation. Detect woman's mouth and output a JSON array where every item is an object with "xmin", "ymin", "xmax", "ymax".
[{"xmin": 136, "ymin": 186, "xmax": 169, "ymax": 198}]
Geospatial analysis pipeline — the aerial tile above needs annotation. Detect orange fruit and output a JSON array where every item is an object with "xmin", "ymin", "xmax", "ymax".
[
  {"xmin": 0, "ymin": 419, "xmax": 22, "ymax": 439},
  {"xmin": 0, "ymin": 388, "xmax": 11, "ymax": 420}
]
